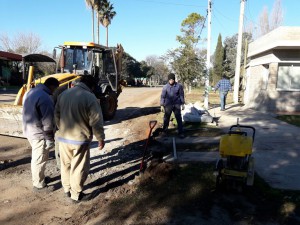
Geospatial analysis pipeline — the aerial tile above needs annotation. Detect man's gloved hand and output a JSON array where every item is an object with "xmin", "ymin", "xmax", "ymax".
[
  {"xmin": 161, "ymin": 106, "xmax": 165, "ymax": 113},
  {"xmin": 181, "ymin": 105, "xmax": 185, "ymax": 110},
  {"xmin": 98, "ymin": 140, "xmax": 105, "ymax": 150}
]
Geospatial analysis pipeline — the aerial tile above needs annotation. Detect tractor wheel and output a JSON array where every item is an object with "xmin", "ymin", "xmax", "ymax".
[{"xmin": 101, "ymin": 91, "xmax": 118, "ymax": 121}]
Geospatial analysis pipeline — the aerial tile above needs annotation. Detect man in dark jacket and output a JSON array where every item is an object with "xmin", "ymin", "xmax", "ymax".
[
  {"xmin": 160, "ymin": 73, "xmax": 185, "ymax": 138},
  {"xmin": 22, "ymin": 77, "xmax": 59, "ymax": 192}
]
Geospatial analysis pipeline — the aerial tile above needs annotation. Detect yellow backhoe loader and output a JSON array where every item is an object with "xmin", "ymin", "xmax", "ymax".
[{"xmin": 0, "ymin": 42, "xmax": 124, "ymax": 138}]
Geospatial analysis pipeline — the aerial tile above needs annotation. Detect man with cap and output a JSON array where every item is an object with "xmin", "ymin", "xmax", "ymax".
[
  {"xmin": 22, "ymin": 77, "xmax": 59, "ymax": 192},
  {"xmin": 160, "ymin": 73, "xmax": 185, "ymax": 138}
]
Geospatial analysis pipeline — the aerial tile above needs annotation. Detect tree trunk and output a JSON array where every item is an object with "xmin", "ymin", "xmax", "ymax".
[
  {"xmin": 92, "ymin": 9, "xmax": 95, "ymax": 43},
  {"xmin": 106, "ymin": 26, "xmax": 108, "ymax": 47},
  {"xmin": 97, "ymin": 18, "xmax": 100, "ymax": 44}
]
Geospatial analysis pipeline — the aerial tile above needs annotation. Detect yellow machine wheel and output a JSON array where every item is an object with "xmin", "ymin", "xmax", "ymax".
[{"xmin": 246, "ymin": 156, "xmax": 255, "ymax": 186}]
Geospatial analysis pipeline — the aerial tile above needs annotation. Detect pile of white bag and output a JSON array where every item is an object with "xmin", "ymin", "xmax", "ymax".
[{"xmin": 181, "ymin": 101, "xmax": 213, "ymax": 123}]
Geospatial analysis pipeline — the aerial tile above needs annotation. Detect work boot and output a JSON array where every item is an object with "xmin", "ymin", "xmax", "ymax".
[
  {"xmin": 178, "ymin": 133, "xmax": 185, "ymax": 139},
  {"xmin": 69, "ymin": 192, "xmax": 92, "ymax": 204},
  {"xmin": 160, "ymin": 130, "xmax": 168, "ymax": 137},
  {"xmin": 44, "ymin": 176, "xmax": 51, "ymax": 185},
  {"xmin": 33, "ymin": 185, "xmax": 55, "ymax": 193},
  {"xmin": 64, "ymin": 191, "xmax": 71, "ymax": 198}
]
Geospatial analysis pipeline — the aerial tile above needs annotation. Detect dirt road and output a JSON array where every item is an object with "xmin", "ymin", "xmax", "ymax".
[
  {"xmin": 0, "ymin": 87, "xmax": 162, "ymax": 225},
  {"xmin": 1, "ymin": 87, "xmax": 299, "ymax": 225}
]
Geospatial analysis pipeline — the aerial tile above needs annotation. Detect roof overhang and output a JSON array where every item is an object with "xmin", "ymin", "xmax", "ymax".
[
  {"xmin": 248, "ymin": 26, "xmax": 300, "ymax": 58},
  {"xmin": 22, "ymin": 54, "xmax": 56, "ymax": 63},
  {"xmin": 0, "ymin": 51, "xmax": 22, "ymax": 61}
]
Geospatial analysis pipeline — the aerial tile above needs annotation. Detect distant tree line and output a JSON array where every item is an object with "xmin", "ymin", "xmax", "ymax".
[{"xmin": 0, "ymin": 0, "xmax": 283, "ymax": 87}]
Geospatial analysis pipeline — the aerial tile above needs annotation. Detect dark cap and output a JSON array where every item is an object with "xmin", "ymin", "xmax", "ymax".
[
  {"xmin": 80, "ymin": 75, "xmax": 97, "ymax": 89},
  {"xmin": 168, "ymin": 73, "xmax": 175, "ymax": 80}
]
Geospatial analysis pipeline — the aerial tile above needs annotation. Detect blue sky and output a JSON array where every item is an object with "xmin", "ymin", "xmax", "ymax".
[{"xmin": 0, "ymin": 0, "xmax": 299, "ymax": 61}]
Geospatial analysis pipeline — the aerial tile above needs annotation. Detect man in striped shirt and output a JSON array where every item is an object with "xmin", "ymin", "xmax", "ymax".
[{"xmin": 214, "ymin": 75, "xmax": 232, "ymax": 111}]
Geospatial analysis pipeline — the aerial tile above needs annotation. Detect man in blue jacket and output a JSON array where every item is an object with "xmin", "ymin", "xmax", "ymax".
[
  {"xmin": 214, "ymin": 75, "xmax": 232, "ymax": 111},
  {"xmin": 23, "ymin": 77, "xmax": 59, "ymax": 192},
  {"xmin": 160, "ymin": 73, "xmax": 185, "ymax": 138}
]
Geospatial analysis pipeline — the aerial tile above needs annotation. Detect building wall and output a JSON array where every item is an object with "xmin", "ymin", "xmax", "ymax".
[
  {"xmin": 245, "ymin": 60, "xmax": 300, "ymax": 112},
  {"xmin": 246, "ymin": 27, "xmax": 300, "ymax": 113},
  {"xmin": 245, "ymin": 64, "xmax": 269, "ymax": 110}
]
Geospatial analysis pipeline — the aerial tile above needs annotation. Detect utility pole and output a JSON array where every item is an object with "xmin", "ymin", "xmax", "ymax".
[
  {"xmin": 204, "ymin": 0, "xmax": 212, "ymax": 109},
  {"xmin": 233, "ymin": 0, "xmax": 246, "ymax": 104}
]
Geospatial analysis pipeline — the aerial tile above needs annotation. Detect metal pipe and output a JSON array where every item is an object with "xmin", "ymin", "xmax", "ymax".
[
  {"xmin": 27, "ymin": 66, "xmax": 34, "ymax": 92},
  {"xmin": 172, "ymin": 137, "xmax": 177, "ymax": 160}
]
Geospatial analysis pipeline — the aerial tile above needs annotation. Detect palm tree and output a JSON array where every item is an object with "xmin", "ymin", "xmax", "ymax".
[
  {"xmin": 95, "ymin": 0, "xmax": 107, "ymax": 44},
  {"xmin": 98, "ymin": 1, "xmax": 116, "ymax": 47},
  {"xmin": 85, "ymin": 0, "xmax": 98, "ymax": 42}
]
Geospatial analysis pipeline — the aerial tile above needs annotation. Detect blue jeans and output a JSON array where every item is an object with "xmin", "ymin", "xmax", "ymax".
[
  {"xmin": 219, "ymin": 91, "xmax": 228, "ymax": 110},
  {"xmin": 163, "ymin": 104, "xmax": 183, "ymax": 134}
]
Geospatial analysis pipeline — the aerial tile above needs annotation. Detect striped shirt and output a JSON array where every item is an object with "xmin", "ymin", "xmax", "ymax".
[{"xmin": 214, "ymin": 78, "xmax": 232, "ymax": 92}]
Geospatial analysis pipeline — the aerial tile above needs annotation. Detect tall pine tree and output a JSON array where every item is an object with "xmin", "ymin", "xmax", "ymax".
[{"xmin": 212, "ymin": 34, "xmax": 224, "ymax": 85}]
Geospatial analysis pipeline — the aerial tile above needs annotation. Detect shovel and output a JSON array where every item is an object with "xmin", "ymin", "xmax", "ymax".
[{"xmin": 139, "ymin": 120, "xmax": 157, "ymax": 173}]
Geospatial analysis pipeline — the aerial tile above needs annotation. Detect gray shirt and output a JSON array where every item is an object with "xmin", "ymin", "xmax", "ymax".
[{"xmin": 22, "ymin": 84, "xmax": 55, "ymax": 140}]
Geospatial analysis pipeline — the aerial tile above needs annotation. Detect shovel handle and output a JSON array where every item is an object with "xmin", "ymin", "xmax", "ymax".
[{"xmin": 149, "ymin": 120, "xmax": 157, "ymax": 129}]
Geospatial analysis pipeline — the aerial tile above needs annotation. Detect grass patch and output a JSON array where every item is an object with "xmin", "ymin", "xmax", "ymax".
[
  {"xmin": 108, "ymin": 163, "xmax": 217, "ymax": 222},
  {"xmin": 185, "ymin": 87, "xmax": 233, "ymax": 105},
  {"xmin": 276, "ymin": 115, "xmax": 300, "ymax": 127},
  {"xmin": 106, "ymin": 162, "xmax": 300, "ymax": 224},
  {"xmin": 165, "ymin": 119, "xmax": 222, "ymax": 137}
]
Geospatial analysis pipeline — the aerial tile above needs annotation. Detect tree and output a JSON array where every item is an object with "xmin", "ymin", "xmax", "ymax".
[
  {"xmin": 140, "ymin": 61, "xmax": 154, "ymax": 78},
  {"xmin": 145, "ymin": 55, "xmax": 169, "ymax": 84},
  {"xmin": 176, "ymin": 13, "xmax": 204, "ymax": 48},
  {"xmin": 223, "ymin": 32, "xmax": 252, "ymax": 79},
  {"xmin": 0, "ymin": 32, "xmax": 42, "ymax": 54},
  {"xmin": 212, "ymin": 34, "xmax": 224, "ymax": 85},
  {"xmin": 95, "ymin": 0, "xmax": 108, "ymax": 44},
  {"xmin": 121, "ymin": 52, "xmax": 143, "ymax": 86},
  {"xmin": 165, "ymin": 13, "xmax": 206, "ymax": 92},
  {"xmin": 270, "ymin": 0, "xmax": 284, "ymax": 30},
  {"xmin": 85, "ymin": 0, "xmax": 98, "ymax": 42},
  {"xmin": 98, "ymin": 0, "xmax": 116, "ymax": 47},
  {"xmin": 257, "ymin": 0, "xmax": 283, "ymax": 37},
  {"xmin": 0, "ymin": 32, "xmax": 55, "ymax": 84}
]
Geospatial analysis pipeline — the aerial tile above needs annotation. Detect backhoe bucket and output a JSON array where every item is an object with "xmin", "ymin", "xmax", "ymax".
[{"xmin": 0, "ymin": 104, "xmax": 24, "ymax": 138}]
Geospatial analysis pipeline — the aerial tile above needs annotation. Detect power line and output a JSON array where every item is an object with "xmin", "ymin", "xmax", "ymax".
[
  {"xmin": 245, "ymin": 0, "xmax": 259, "ymax": 26},
  {"xmin": 213, "ymin": 4, "xmax": 238, "ymax": 22},
  {"xmin": 199, "ymin": 12, "xmax": 208, "ymax": 39},
  {"xmin": 116, "ymin": 0, "xmax": 207, "ymax": 8},
  {"xmin": 212, "ymin": 11, "xmax": 226, "ymax": 31}
]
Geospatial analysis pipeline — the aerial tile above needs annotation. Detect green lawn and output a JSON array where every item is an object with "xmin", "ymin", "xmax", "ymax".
[
  {"xmin": 276, "ymin": 115, "xmax": 300, "ymax": 127},
  {"xmin": 185, "ymin": 87, "xmax": 233, "ymax": 105}
]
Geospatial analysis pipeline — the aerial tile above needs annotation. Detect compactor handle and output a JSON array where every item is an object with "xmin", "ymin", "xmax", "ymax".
[
  {"xmin": 228, "ymin": 131, "xmax": 247, "ymax": 136},
  {"xmin": 229, "ymin": 125, "xmax": 256, "ymax": 142}
]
